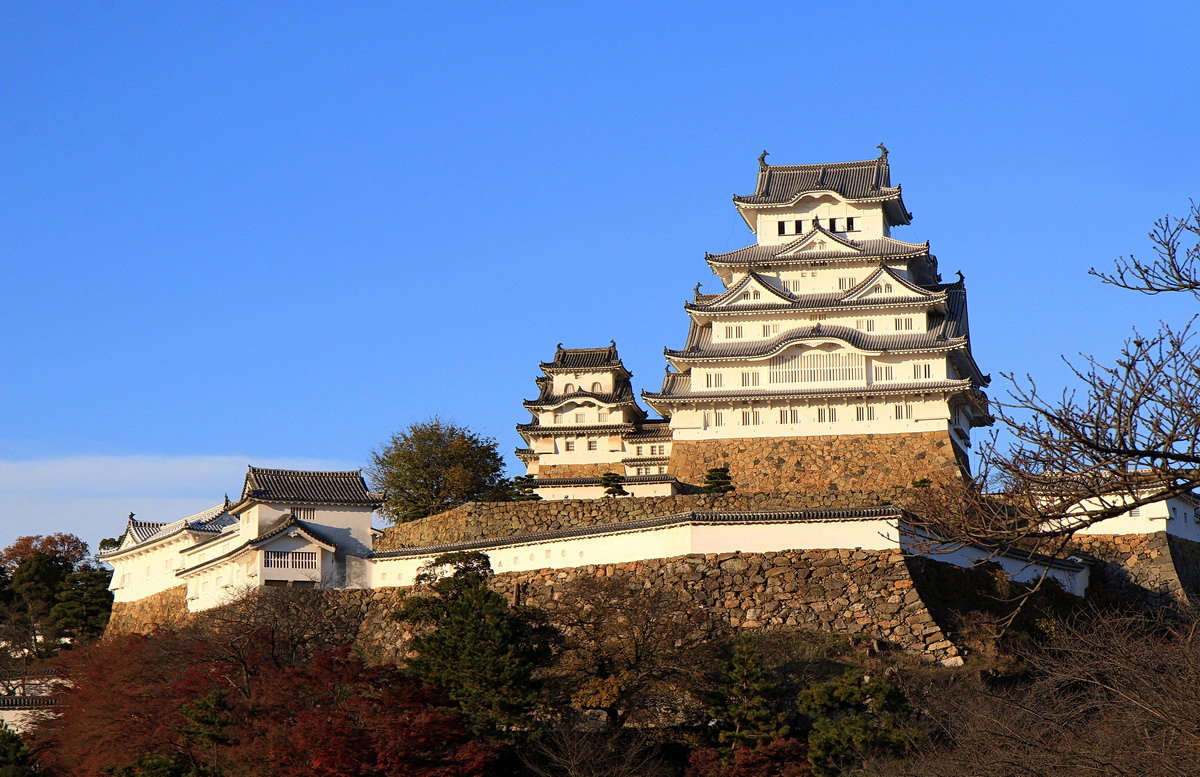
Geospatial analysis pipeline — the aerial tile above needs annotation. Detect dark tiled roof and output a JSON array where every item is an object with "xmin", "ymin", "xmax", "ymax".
[
  {"xmin": 624, "ymin": 421, "xmax": 673, "ymax": 440},
  {"xmin": 517, "ymin": 422, "xmax": 636, "ymax": 436},
  {"xmin": 643, "ymin": 378, "xmax": 976, "ymax": 404},
  {"xmin": 99, "ymin": 503, "xmax": 234, "ymax": 558},
  {"xmin": 523, "ymin": 384, "xmax": 639, "ymax": 409},
  {"xmin": 529, "ymin": 474, "xmax": 679, "ymax": 487},
  {"xmin": 665, "ymin": 323, "xmax": 966, "ymax": 362},
  {"xmin": 707, "ymin": 233, "xmax": 928, "ymax": 267},
  {"xmin": 176, "ymin": 517, "xmax": 343, "ymax": 577},
  {"xmin": 374, "ymin": 505, "xmax": 904, "ymax": 558},
  {"xmin": 686, "ymin": 267, "xmax": 946, "ymax": 316},
  {"xmin": 239, "ymin": 467, "xmax": 383, "ymax": 507},
  {"xmin": 733, "ymin": 152, "xmax": 911, "ymax": 225},
  {"xmin": 539, "ymin": 343, "xmax": 626, "ymax": 372}
]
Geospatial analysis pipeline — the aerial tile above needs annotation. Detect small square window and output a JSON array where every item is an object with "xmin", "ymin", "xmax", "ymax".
[
  {"xmin": 564, "ymin": 440, "xmax": 575, "ymax": 451},
  {"xmin": 587, "ymin": 440, "xmax": 598, "ymax": 451}
]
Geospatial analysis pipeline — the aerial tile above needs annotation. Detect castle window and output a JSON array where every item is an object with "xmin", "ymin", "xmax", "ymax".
[
  {"xmin": 751, "ymin": 289, "xmax": 761, "ymax": 300},
  {"xmin": 827, "ymin": 217, "xmax": 840, "ymax": 231},
  {"xmin": 658, "ymin": 466, "xmax": 667, "ymax": 474},
  {"xmin": 779, "ymin": 408, "xmax": 801, "ymax": 424},
  {"xmin": 855, "ymin": 406, "xmax": 876, "ymax": 422},
  {"xmin": 778, "ymin": 220, "xmax": 802, "ymax": 236},
  {"xmin": 591, "ymin": 382, "xmax": 602, "ymax": 392},
  {"xmin": 817, "ymin": 407, "xmax": 837, "ymax": 423},
  {"xmin": 894, "ymin": 403, "xmax": 913, "ymax": 419},
  {"xmin": 874, "ymin": 365, "xmax": 893, "ymax": 381},
  {"xmin": 575, "ymin": 412, "xmax": 586, "ymax": 422},
  {"xmin": 742, "ymin": 410, "xmax": 762, "ymax": 426},
  {"xmin": 872, "ymin": 284, "xmax": 883, "ymax": 294},
  {"xmin": 913, "ymin": 363, "xmax": 932, "ymax": 379},
  {"xmin": 762, "ymin": 323, "xmax": 780, "ymax": 336},
  {"xmin": 587, "ymin": 439, "xmax": 598, "ymax": 451},
  {"xmin": 564, "ymin": 383, "xmax": 574, "ymax": 393},
  {"xmin": 564, "ymin": 440, "xmax": 575, "ymax": 451},
  {"xmin": 598, "ymin": 410, "xmax": 608, "ymax": 421},
  {"xmin": 838, "ymin": 277, "xmax": 857, "ymax": 290},
  {"xmin": 895, "ymin": 317, "xmax": 914, "ymax": 331},
  {"xmin": 1129, "ymin": 506, "xmax": 1140, "ymax": 517},
  {"xmin": 704, "ymin": 410, "xmax": 725, "ymax": 428},
  {"xmin": 724, "ymin": 325, "xmax": 744, "ymax": 339},
  {"xmin": 845, "ymin": 217, "xmax": 856, "ymax": 231},
  {"xmin": 706, "ymin": 373, "xmax": 724, "ymax": 388},
  {"xmin": 741, "ymin": 371, "xmax": 760, "ymax": 387},
  {"xmin": 856, "ymin": 319, "xmax": 876, "ymax": 332},
  {"xmin": 884, "ymin": 283, "xmax": 893, "ymax": 293},
  {"xmin": 770, "ymin": 351, "xmax": 864, "ymax": 384},
  {"xmin": 652, "ymin": 444, "xmax": 666, "ymax": 455},
  {"xmin": 291, "ymin": 506, "xmax": 316, "ymax": 521},
  {"xmin": 636, "ymin": 446, "xmax": 644, "ymax": 455}
]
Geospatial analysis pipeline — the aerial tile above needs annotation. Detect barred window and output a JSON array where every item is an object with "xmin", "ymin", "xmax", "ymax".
[
  {"xmin": 770, "ymin": 351, "xmax": 864, "ymax": 383},
  {"xmin": 817, "ymin": 407, "xmax": 838, "ymax": 423},
  {"xmin": 741, "ymin": 371, "xmax": 760, "ymax": 387},
  {"xmin": 855, "ymin": 406, "xmax": 876, "ymax": 422},
  {"xmin": 895, "ymin": 317, "xmax": 914, "ymax": 331},
  {"xmin": 706, "ymin": 373, "xmax": 724, "ymax": 388},
  {"xmin": 894, "ymin": 404, "xmax": 913, "ymax": 420},
  {"xmin": 741, "ymin": 410, "xmax": 762, "ymax": 425},
  {"xmin": 873, "ymin": 365, "xmax": 893, "ymax": 381},
  {"xmin": 779, "ymin": 408, "xmax": 801, "ymax": 424}
]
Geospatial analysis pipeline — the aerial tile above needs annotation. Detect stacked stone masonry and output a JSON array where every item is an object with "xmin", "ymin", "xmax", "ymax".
[
  {"xmin": 667, "ymin": 432, "xmax": 962, "ymax": 493},
  {"xmin": 107, "ymin": 585, "xmax": 189, "ymax": 635},
  {"xmin": 1068, "ymin": 532, "xmax": 1200, "ymax": 607},
  {"xmin": 349, "ymin": 549, "xmax": 962, "ymax": 666},
  {"xmin": 535, "ymin": 462, "xmax": 623, "ymax": 478},
  {"xmin": 376, "ymin": 489, "xmax": 911, "ymax": 550}
]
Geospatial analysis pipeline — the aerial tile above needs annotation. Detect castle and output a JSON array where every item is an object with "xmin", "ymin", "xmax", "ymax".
[
  {"xmin": 101, "ymin": 151, "xmax": 1200, "ymax": 663},
  {"xmin": 518, "ymin": 147, "xmax": 990, "ymax": 498}
]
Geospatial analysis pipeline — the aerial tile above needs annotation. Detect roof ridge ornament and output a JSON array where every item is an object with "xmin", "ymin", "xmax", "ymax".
[
  {"xmin": 693, "ymin": 282, "xmax": 702, "ymax": 298},
  {"xmin": 757, "ymin": 149, "xmax": 769, "ymax": 169},
  {"xmin": 877, "ymin": 142, "xmax": 889, "ymax": 159}
]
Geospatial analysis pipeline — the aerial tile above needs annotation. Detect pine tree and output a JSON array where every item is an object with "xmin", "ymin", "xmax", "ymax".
[
  {"xmin": 0, "ymin": 723, "xmax": 33, "ymax": 777},
  {"xmin": 396, "ymin": 552, "xmax": 559, "ymax": 742},
  {"xmin": 512, "ymin": 475, "xmax": 543, "ymax": 501},
  {"xmin": 702, "ymin": 467, "xmax": 736, "ymax": 494},
  {"xmin": 48, "ymin": 568, "xmax": 114, "ymax": 641},
  {"xmin": 709, "ymin": 640, "xmax": 789, "ymax": 751},
  {"xmin": 600, "ymin": 472, "xmax": 628, "ymax": 497},
  {"xmin": 796, "ymin": 671, "xmax": 919, "ymax": 777}
]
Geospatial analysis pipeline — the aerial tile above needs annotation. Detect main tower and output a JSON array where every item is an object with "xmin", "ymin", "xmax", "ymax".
[{"xmin": 643, "ymin": 148, "xmax": 992, "ymax": 492}]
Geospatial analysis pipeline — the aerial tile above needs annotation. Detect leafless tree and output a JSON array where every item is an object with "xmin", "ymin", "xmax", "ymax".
[
  {"xmin": 863, "ymin": 607, "xmax": 1200, "ymax": 777},
  {"xmin": 905, "ymin": 204, "xmax": 1200, "ymax": 549},
  {"xmin": 540, "ymin": 574, "xmax": 721, "ymax": 732},
  {"xmin": 521, "ymin": 719, "xmax": 669, "ymax": 777}
]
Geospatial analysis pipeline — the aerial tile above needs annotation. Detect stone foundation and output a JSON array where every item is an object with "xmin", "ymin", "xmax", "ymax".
[
  {"xmin": 667, "ymin": 432, "xmax": 963, "ymax": 492},
  {"xmin": 376, "ymin": 489, "xmax": 910, "ymax": 550},
  {"xmin": 106, "ymin": 585, "xmax": 189, "ymax": 635},
  {"xmin": 1068, "ymin": 532, "xmax": 1200, "ymax": 606},
  {"xmin": 348, "ymin": 549, "xmax": 963, "ymax": 666},
  {"xmin": 535, "ymin": 462, "xmax": 622, "ymax": 478}
]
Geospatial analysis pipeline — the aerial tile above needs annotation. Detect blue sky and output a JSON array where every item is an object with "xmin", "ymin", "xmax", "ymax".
[{"xmin": 2, "ymin": 2, "xmax": 1198, "ymax": 550}]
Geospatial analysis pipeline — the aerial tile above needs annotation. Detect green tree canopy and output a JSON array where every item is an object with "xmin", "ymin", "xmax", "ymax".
[
  {"xmin": 702, "ymin": 467, "xmax": 735, "ymax": 494},
  {"xmin": 708, "ymin": 639, "xmax": 790, "ymax": 751},
  {"xmin": 368, "ymin": 419, "xmax": 510, "ymax": 523},
  {"xmin": 396, "ymin": 552, "xmax": 559, "ymax": 742},
  {"xmin": 797, "ymin": 672, "xmax": 919, "ymax": 777}
]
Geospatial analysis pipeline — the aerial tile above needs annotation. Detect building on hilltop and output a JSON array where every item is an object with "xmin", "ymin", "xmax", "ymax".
[
  {"xmin": 101, "ymin": 466, "xmax": 383, "ymax": 611},
  {"xmin": 641, "ymin": 147, "xmax": 993, "ymax": 491},
  {"xmin": 517, "ymin": 342, "xmax": 677, "ymax": 500}
]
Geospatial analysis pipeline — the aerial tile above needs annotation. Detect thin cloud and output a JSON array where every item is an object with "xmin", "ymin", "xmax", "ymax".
[{"xmin": 0, "ymin": 455, "xmax": 357, "ymax": 552}]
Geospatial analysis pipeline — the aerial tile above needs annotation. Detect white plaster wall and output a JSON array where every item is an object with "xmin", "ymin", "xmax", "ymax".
[
  {"xmin": 1166, "ymin": 496, "xmax": 1200, "ymax": 542},
  {"xmin": 667, "ymin": 395, "xmax": 950, "ymax": 441},
  {"xmin": 108, "ymin": 535, "xmax": 192, "ymax": 603},
  {"xmin": 901, "ymin": 535, "xmax": 1090, "ymax": 597},
  {"xmin": 552, "ymin": 370, "xmax": 616, "ymax": 395},
  {"xmin": 752, "ymin": 198, "xmax": 885, "ymax": 245},
  {"xmin": 369, "ymin": 517, "xmax": 900, "ymax": 589}
]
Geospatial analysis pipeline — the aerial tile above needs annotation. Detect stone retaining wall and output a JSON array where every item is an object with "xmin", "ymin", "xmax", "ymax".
[
  {"xmin": 1068, "ymin": 532, "xmax": 1200, "ymax": 606},
  {"xmin": 667, "ymin": 432, "xmax": 962, "ymax": 492},
  {"xmin": 106, "ymin": 585, "xmax": 189, "ymax": 635},
  {"xmin": 376, "ymin": 489, "xmax": 911, "ymax": 550},
  {"xmin": 347, "ymin": 549, "xmax": 962, "ymax": 666},
  {"xmin": 535, "ymin": 463, "xmax": 620, "ymax": 478}
]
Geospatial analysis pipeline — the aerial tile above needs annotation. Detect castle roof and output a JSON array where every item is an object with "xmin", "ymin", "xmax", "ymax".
[
  {"xmin": 98, "ymin": 502, "xmax": 235, "ymax": 559},
  {"xmin": 233, "ymin": 467, "xmax": 384, "ymax": 511},
  {"xmin": 539, "ymin": 343, "xmax": 628, "ymax": 374},
  {"xmin": 665, "ymin": 323, "xmax": 967, "ymax": 363},
  {"xmin": 686, "ymin": 266, "xmax": 945, "ymax": 316},
  {"xmin": 706, "ymin": 229, "xmax": 928, "ymax": 269},
  {"xmin": 733, "ymin": 150, "xmax": 911, "ymax": 225},
  {"xmin": 522, "ymin": 383, "xmax": 642, "ymax": 411},
  {"xmin": 643, "ymin": 372, "xmax": 976, "ymax": 405}
]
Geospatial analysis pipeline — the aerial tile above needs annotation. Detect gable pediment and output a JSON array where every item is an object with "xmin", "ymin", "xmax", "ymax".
[
  {"xmin": 840, "ymin": 265, "xmax": 939, "ymax": 302},
  {"xmin": 706, "ymin": 272, "xmax": 794, "ymax": 309},
  {"xmin": 774, "ymin": 227, "xmax": 862, "ymax": 257}
]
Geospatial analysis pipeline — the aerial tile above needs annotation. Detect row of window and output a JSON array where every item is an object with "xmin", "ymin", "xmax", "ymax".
[
  {"xmin": 553, "ymin": 410, "xmax": 612, "ymax": 423},
  {"xmin": 722, "ymin": 316, "xmax": 916, "ymax": 340},
  {"xmin": 563, "ymin": 382, "xmax": 604, "ymax": 393},
  {"xmin": 633, "ymin": 466, "xmax": 669, "ymax": 475},
  {"xmin": 703, "ymin": 360, "xmax": 935, "ymax": 388},
  {"xmin": 635, "ymin": 444, "xmax": 667, "ymax": 456},
  {"xmin": 777, "ymin": 217, "xmax": 858, "ymax": 235},
  {"xmin": 703, "ymin": 403, "xmax": 915, "ymax": 427},
  {"xmin": 563, "ymin": 440, "xmax": 600, "ymax": 451}
]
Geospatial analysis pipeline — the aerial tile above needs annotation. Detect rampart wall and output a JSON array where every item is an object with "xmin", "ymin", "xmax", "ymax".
[
  {"xmin": 666, "ymin": 431, "xmax": 962, "ymax": 492},
  {"xmin": 1068, "ymin": 532, "xmax": 1200, "ymax": 607},
  {"xmin": 376, "ymin": 489, "xmax": 910, "ymax": 550},
  {"xmin": 106, "ymin": 585, "xmax": 189, "ymax": 635}
]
